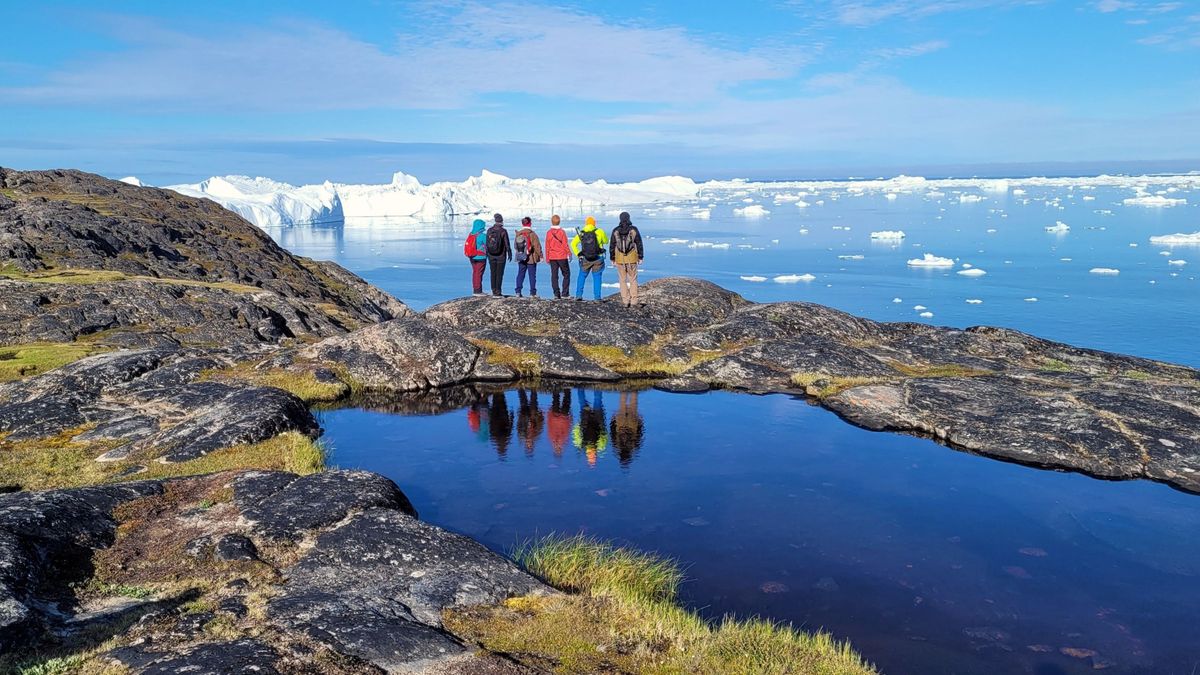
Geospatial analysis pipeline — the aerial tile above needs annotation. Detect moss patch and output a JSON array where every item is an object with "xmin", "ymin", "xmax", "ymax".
[
  {"xmin": 0, "ymin": 266, "xmax": 263, "ymax": 294},
  {"xmin": 203, "ymin": 363, "xmax": 349, "ymax": 404},
  {"xmin": 1039, "ymin": 358, "xmax": 1074, "ymax": 372},
  {"xmin": 446, "ymin": 535, "xmax": 876, "ymax": 675},
  {"xmin": 471, "ymin": 339, "xmax": 542, "ymax": 377},
  {"xmin": 790, "ymin": 373, "xmax": 889, "ymax": 398},
  {"xmin": 0, "ymin": 430, "xmax": 324, "ymax": 492},
  {"xmin": 888, "ymin": 362, "xmax": 994, "ymax": 379},
  {"xmin": 0, "ymin": 342, "xmax": 107, "ymax": 382}
]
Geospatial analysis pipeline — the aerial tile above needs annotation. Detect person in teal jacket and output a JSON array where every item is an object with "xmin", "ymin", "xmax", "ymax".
[
  {"xmin": 570, "ymin": 216, "xmax": 609, "ymax": 300},
  {"xmin": 463, "ymin": 219, "xmax": 488, "ymax": 294}
]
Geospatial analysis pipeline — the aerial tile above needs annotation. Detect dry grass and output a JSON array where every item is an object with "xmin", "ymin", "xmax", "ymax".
[
  {"xmin": 446, "ymin": 535, "xmax": 876, "ymax": 675},
  {"xmin": 0, "ymin": 430, "xmax": 324, "ymax": 492},
  {"xmin": 790, "ymin": 373, "xmax": 888, "ymax": 398},
  {"xmin": 203, "ymin": 363, "xmax": 349, "ymax": 404},
  {"xmin": 0, "ymin": 342, "xmax": 107, "ymax": 382}
]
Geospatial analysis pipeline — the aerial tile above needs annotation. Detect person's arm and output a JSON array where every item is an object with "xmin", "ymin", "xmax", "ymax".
[
  {"xmin": 609, "ymin": 230, "xmax": 617, "ymax": 262},
  {"xmin": 570, "ymin": 233, "xmax": 581, "ymax": 257},
  {"xmin": 504, "ymin": 231, "xmax": 512, "ymax": 261},
  {"xmin": 634, "ymin": 228, "xmax": 644, "ymax": 262}
]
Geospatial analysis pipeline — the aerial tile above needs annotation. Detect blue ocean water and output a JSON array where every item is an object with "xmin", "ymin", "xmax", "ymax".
[{"xmin": 272, "ymin": 181, "xmax": 1200, "ymax": 366}]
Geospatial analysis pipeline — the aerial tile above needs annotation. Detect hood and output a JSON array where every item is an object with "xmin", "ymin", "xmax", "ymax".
[
  {"xmin": 619, "ymin": 211, "xmax": 632, "ymax": 226},
  {"xmin": 471, "ymin": 219, "xmax": 486, "ymax": 234}
]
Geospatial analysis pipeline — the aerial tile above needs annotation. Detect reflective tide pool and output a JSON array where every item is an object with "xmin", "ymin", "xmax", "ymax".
[{"xmin": 321, "ymin": 385, "xmax": 1200, "ymax": 675}]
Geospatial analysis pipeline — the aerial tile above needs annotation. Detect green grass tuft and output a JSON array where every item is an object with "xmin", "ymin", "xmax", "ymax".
[
  {"xmin": 1039, "ymin": 358, "xmax": 1073, "ymax": 372},
  {"xmin": 515, "ymin": 534, "xmax": 683, "ymax": 603},
  {"xmin": 0, "ymin": 342, "xmax": 107, "ymax": 382}
]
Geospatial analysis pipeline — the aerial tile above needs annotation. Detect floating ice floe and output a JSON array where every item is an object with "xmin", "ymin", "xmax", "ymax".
[
  {"xmin": 795, "ymin": 200, "xmax": 811, "ymax": 208},
  {"xmin": 892, "ymin": 298, "xmax": 903, "ymax": 303},
  {"xmin": 957, "ymin": 268, "xmax": 987, "ymax": 277},
  {"xmin": 689, "ymin": 241, "xmax": 716, "ymax": 248},
  {"xmin": 919, "ymin": 311, "xmax": 935, "ymax": 318},
  {"xmin": 838, "ymin": 255, "xmax": 865, "ymax": 260},
  {"xmin": 1124, "ymin": 195, "xmax": 1186, "ymax": 207},
  {"xmin": 711, "ymin": 243, "xmax": 731, "ymax": 250},
  {"xmin": 774, "ymin": 274, "xmax": 816, "ymax": 283},
  {"xmin": 886, "ymin": 193, "xmax": 898, "ymax": 200},
  {"xmin": 1150, "ymin": 232, "xmax": 1200, "ymax": 245},
  {"xmin": 870, "ymin": 230, "xmax": 906, "ymax": 240},
  {"xmin": 1024, "ymin": 297, "xmax": 1038, "ymax": 302},
  {"xmin": 740, "ymin": 275, "xmax": 767, "ymax": 282},
  {"xmin": 1045, "ymin": 221, "xmax": 1070, "ymax": 234},
  {"xmin": 959, "ymin": 194, "xmax": 985, "ymax": 203},
  {"xmin": 660, "ymin": 238, "xmax": 690, "ymax": 245},
  {"xmin": 690, "ymin": 209, "xmax": 711, "ymax": 219},
  {"xmin": 913, "ymin": 305, "xmax": 927, "ymax": 310},
  {"xmin": 1012, "ymin": 188, "xmax": 1027, "ymax": 195},
  {"xmin": 966, "ymin": 299, "xmax": 983, "ymax": 304},
  {"xmin": 1168, "ymin": 260, "xmax": 1187, "ymax": 266},
  {"xmin": 658, "ymin": 205, "xmax": 683, "ymax": 212},
  {"xmin": 907, "ymin": 254, "xmax": 955, "ymax": 267},
  {"xmin": 734, "ymin": 204, "xmax": 770, "ymax": 217},
  {"xmin": 741, "ymin": 198, "xmax": 755, "ymax": 203},
  {"xmin": 1090, "ymin": 268, "xmax": 1120, "ymax": 275}
]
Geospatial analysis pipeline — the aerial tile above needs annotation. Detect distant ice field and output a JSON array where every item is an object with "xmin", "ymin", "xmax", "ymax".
[{"xmin": 262, "ymin": 174, "xmax": 1200, "ymax": 367}]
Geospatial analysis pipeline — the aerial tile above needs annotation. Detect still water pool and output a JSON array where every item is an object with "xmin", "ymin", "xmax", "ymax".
[{"xmin": 321, "ymin": 385, "xmax": 1200, "ymax": 675}]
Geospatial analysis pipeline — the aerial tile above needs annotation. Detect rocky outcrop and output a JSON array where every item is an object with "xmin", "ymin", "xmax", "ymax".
[
  {"xmin": 422, "ymin": 277, "xmax": 1200, "ymax": 492},
  {"xmin": 0, "ymin": 470, "xmax": 548, "ymax": 672},
  {"xmin": 0, "ymin": 167, "xmax": 410, "ymax": 348}
]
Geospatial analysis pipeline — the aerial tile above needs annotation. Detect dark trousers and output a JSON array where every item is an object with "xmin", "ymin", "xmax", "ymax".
[
  {"xmin": 548, "ymin": 259, "xmax": 571, "ymax": 298},
  {"xmin": 515, "ymin": 262, "xmax": 538, "ymax": 295},
  {"xmin": 488, "ymin": 256, "xmax": 507, "ymax": 295},
  {"xmin": 470, "ymin": 260, "xmax": 486, "ymax": 294}
]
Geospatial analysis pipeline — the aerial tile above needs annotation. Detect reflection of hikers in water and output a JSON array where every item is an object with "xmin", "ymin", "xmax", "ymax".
[
  {"xmin": 516, "ymin": 388, "xmax": 545, "ymax": 457},
  {"xmin": 609, "ymin": 391, "xmax": 645, "ymax": 467},
  {"xmin": 487, "ymin": 391, "xmax": 514, "ymax": 458},
  {"xmin": 546, "ymin": 389, "xmax": 572, "ymax": 458},
  {"xmin": 572, "ymin": 389, "xmax": 608, "ymax": 467},
  {"xmin": 467, "ymin": 397, "xmax": 490, "ymax": 443}
]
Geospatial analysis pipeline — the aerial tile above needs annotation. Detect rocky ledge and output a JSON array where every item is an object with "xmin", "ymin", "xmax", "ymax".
[{"xmin": 0, "ymin": 469, "xmax": 546, "ymax": 673}]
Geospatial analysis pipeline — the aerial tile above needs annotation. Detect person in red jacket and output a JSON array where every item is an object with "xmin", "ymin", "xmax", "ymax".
[
  {"xmin": 544, "ymin": 214, "xmax": 572, "ymax": 299},
  {"xmin": 546, "ymin": 388, "xmax": 572, "ymax": 457}
]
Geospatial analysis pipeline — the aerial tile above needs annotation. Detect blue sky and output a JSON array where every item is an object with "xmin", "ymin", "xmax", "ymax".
[{"xmin": 2, "ymin": 0, "xmax": 1198, "ymax": 184}]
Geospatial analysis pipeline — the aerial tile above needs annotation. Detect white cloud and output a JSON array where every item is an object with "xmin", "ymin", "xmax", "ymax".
[
  {"xmin": 0, "ymin": 4, "xmax": 800, "ymax": 111},
  {"xmin": 788, "ymin": 0, "xmax": 1040, "ymax": 26}
]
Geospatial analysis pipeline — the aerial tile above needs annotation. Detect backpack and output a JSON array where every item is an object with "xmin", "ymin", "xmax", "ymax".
[
  {"xmin": 464, "ymin": 232, "xmax": 481, "ymax": 258},
  {"xmin": 616, "ymin": 227, "xmax": 638, "ymax": 255},
  {"xmin": 579, "ymin": 230, "xmax": 601, "ymax": 261},
  {"xmin": 485, "ymin": 227, "xmax": 505, "ymax": 257},
  {"xmin": 515, "ymin": 231, "xmax": 529, "ymax": 262}
]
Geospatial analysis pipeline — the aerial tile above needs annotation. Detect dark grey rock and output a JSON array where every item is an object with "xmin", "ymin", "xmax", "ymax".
[
  {"xmin": 234, "ymin": 470, "xmax": 416, "ymax": 541},
  {"xmin": 214, "ymin": 534, "xmax": 258, "ymax": 562},
  {"xmin": 111, "ymin": 639, "xmax": 281, "ymax": 675}
]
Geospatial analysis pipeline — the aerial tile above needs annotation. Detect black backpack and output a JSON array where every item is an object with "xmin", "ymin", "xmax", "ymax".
[
  {"xmin": 579, "ymin": 230, "xmax": 601, "ymax": 261},
  {"xmin": 616, "ymin": 227, "xmax": 638, "ymax": 255},
  {"xmin": 486, "ymin": 227, "xmax": 505, "ymax": 256},
  {"xmin": 514, "ymin": 231, "xmax": 529, "ymax": 262}
]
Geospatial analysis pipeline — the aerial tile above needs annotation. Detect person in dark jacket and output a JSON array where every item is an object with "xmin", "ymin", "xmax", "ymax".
[
  {"xmin": 463, "ymin": 218, "xmax": 488, "ymax": 294},
  {"xmin": 609, "ymin": 212, "xmax": 644, "ymax": 307},
  {"xmin": 485, "ymin": 213, "xmax": 512, "ymax": 296}
]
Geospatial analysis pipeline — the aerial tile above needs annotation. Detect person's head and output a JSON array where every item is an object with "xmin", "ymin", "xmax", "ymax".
[
  {"xmin": 493, "ymin": 213, "xmax": 503, "ymax": 224},
  {"xmin": 521, "ymin": 216, "xmax": 532, "ymax": 227},
  {"xmin": 471, "ymin": 218, "xmax": 486, "ymax": 232},
  {"xmin": 619, "ymin": 211, "xmax": 631, "ymax": 225},
  {"xmin": 550, "ymin": 214, "xmax": 561, "ymax": 227},
  {"xmin": 584, "ymin": 216, "xmax": 596, "ymax": 228}
]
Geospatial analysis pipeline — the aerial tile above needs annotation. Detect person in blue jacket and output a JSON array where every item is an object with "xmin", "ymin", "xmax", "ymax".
[{"xmin": 463, "ymin": 219, "xmax": 488, "ymax": 294}]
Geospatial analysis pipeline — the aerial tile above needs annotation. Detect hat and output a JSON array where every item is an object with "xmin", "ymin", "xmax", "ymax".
[
  {"xmin": 493, "ymin": 213, "xmax": 503, "ymax": 223},
  {"xmin": 585, "ymin": 216, "xmax": 596, "ymax": 227},
  {"xmin": 551, "ymin": 215, "xmax": 561, "ymax": 225},
  {"xmin": 619, "ymin": 211, "xmax": 631, "ymax": 225},
  {"xmin": 521, "ymin": 216, "xmax": 532, "ymax": 226}
]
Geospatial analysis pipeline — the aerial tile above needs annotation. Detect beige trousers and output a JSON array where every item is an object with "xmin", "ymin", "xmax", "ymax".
[{"xmin": 616, "ymin": 262, "xmax": 639, "ymax": 305}]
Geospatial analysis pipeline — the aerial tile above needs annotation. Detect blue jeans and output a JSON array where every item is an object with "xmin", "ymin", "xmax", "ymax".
[
  {"xmin": 515, "ymin": 262, "xmax": 537, "ymax": 295},
  {"xmin": 576, "ymin": 259, "xmax": 604, "ymax": 299}
]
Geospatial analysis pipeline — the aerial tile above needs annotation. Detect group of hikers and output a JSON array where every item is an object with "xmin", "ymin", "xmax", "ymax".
[
  {"xmin": 466, "ymin": 388, "xmax": 644, "ymax": 467},
  {"xmin": 464, "ymin": 212, "xmax": 645, "ymax": 306}
]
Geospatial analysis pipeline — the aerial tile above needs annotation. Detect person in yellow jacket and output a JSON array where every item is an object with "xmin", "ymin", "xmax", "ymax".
[
  {"xmin": 570, "ymin": 216, "xmax": 609, "ymax": 301},
  {"xmin": 572, "ymin": 388, "xmax": 608, "ymax": 467}
]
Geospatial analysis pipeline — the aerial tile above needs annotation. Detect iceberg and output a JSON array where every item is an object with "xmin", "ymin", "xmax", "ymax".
[
  {"xmin": 1150, "ymin": 232, "xmax": 1200, "ymax": 245},
  {"xmin": 1168, "ymin": 259, "xmax": 1187, "ymax": 266},
  {"xmin": 1124, "ymin": 195, "xmax": 1186, "ymax": 207},
  {"xmin": 167, "ymin": 170, "xmax": 701, "ymax": 228},
  {"xmin": 774, "ymin": 274, "xmax": 816, "ymax": 283},
  {"xmin": 870, "ymin": 230, "xmax": 906, "ymax": 240},
  {"xmin": 1089, "ymin": 268, "xmax": 1120, "ymax": 275},
  {"xmin": 957, "ymin": 268, "xmax": 987, "ymax": 277},
  {"xmin": 919, "ymin": 311, "xmax": 935, "ymax": 318},
  {"xmin": 1045, "ymin": 221, "xmax": 1070, "ymax": 234},
  {"xmin": 1024, "ymin": 297, "xmax": 1039, "ymax": 302},
  {"xmin": 907, "ymin": 254, "xmax": 955, "ymax": 268},
  {"xmin": 659, "ymin": 238, "xmax": 690, "ymax": 245},
  {"xmin": 733, "ymin": 204, "xmax": 770, "ymax": 217},
  {"xmin": 119, "ymin": 176, "xmax": 145, "ymax": 187},
  {"xmin": 966, "ymin": 299, "xmax": 983, "ymax": 304},
  {"xmin": 959, "ymin": 194, "xmax": 985, "ymax": 203},
  {"xmin": 740, "ymin": 275, "xmax": 767, "ymax": 282},
  {"xmin": 837, "ymin": 255, "xmax": 865, "ymax": 260}
]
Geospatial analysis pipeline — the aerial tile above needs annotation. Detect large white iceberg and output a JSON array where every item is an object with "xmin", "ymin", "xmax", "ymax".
[
  {"xmin": 774, "ymin": 273, "xmax": 816, "ymax": 283},
  {"xmin": 167, "ymin": 170, "xmax": 700, "ymax": 228},
  {"xmin": 1124, "ymin": 195, "xmax": 1186, "ymax": 207},
  {"xmin": 1150, "ymin": 232, "xmax": 1200, "ymax": 245},
  {"xmin": 870, "ymin": 230, "xmax": 906, "ymax": 240}
]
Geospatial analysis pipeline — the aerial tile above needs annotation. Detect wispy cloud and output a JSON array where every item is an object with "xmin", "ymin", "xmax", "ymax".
[
  {"xmin": 0, "ymin": 4, "xmax": 804, "ymax": 111},
  {"xmin": 786, "ymin": 0, "xmax": 1040, "ymax": 27}
]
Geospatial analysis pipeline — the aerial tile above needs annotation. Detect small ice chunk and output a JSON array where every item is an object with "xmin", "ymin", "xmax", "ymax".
[
  {"xmin": 660, "ymin": 238, "xmax": 689, "ymax": 245},
  {"xmin": 734, "ymin": 204, "xmax": 770, "ymax": 217},
  {"xmin": 711, "ymin": 243, "xmax": 730, "ymax": 250},
  {"xmin": 913, "ymin": 305, "xmax": 927, "ymax": 310},
  {"xmin": 774, "ymin": 273, "xmax": 816, "ymax": 283},
  {"xmin": 886, "ymin": 193, "xmax": 898, "ymax": 200},
  {"xmin": 1089, "ymin": 268, "xmax": 1120, "ymax": 275},
  {"xmin": 690, "ymin": 209, "xmax": 711, "ymax": 219},
  {"xmin": 966, "ymin": 299, "xmax": 983, "ymax": 304},
  {"xmin": 740, "ymin": 275, "xmax": 767, "ymax": 282},
  {"xmin": 919, "ymin": 311, "xmax": 934, "ymax": 318},
  {"xmin": 892, "ymin": 297, "xmax": 903, "ymax": 303},
  {"xmin": 907, "ymin": 254, "xmax": 955, "ymax": 267},
  {"xmin": 838, "ymin": 255, "xmax": 865, "ymax": 260},
  {"xmin": 959, "ymin": 194, "xmax": 985, "ymax": 203},
  {"xmin": 957, "ymin": 268, "xmax": 987, "ymax": 277},
  {"xmin": 870, "ymin": 230, "xmax": 906, "ymax": 240},
  {"xmin": 1045, "ymin": 221, "xmax": 1070, "ymax": 234},
  {"xmin": 1168, "ymin": 259, "xmax": 1187, "ymax": 266},
  {"xmin": 796, "ymin": 200, "xmax": 810, "ymax": 208},
  {"xmin": 1024, "ymin": 297, "xmax": 1038, "ymax": 302}
]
